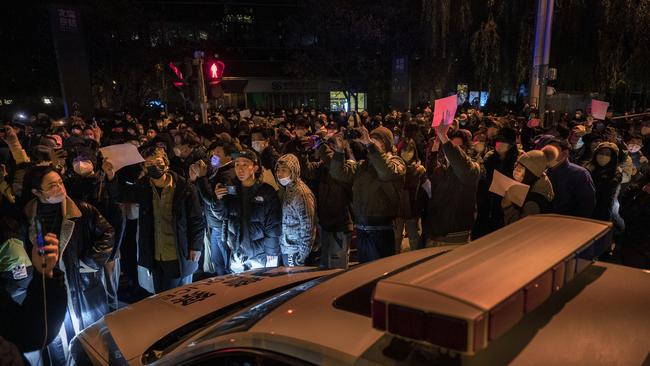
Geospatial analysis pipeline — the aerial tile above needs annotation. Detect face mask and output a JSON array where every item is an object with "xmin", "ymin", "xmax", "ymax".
[
  {"xmin": 573, "ymin": 137, "xmax": 584, "ymax": 150},
  {"xmin": 513, "ymin": 166, "xmax": 526, "ymax": 182},
  {"xmin": 173, "ymin": 147, "xmax": 183, "ymax": 157},
  {"xmin": 596, "ymin": 154, "xmax": 611, "ymax": 167},
  {"xmin": 401, "ymin": 150, "xmax": 414, "ymax": 162},
  {"xmin": 210, "ymin": 155, "xmax": 221, "ymax": 168},
  {"xmin": 278, "ymin": 176, "xmax": 292, "ymax": 186},
  {"xmin": 628, "ymin": 144, "xmax": 641, "ymax": 153},
  {"xmin": 40, "ymin": 188, "xmax": 65, "ymax": 204},
  {"xmin": 575, "ymin": 113, "xmax": 582, "ymax": 120},
  {"xmin": 474, "ymin": 142, "xmax": 485, "ymax": 154},
  {"xmin": 146, "ymin": 165, "xmax": 166, "ymax": 179},
  {"xmin": 73, "ymin": 160, "xmax": 94, "ymax": 177},
  {"xmin": 641, "ymin": 127, "xmax": 650, "ymax": 136},
  {"xmin": 252, "ymin": 141, "xmax": 267, "ymax": 153}
]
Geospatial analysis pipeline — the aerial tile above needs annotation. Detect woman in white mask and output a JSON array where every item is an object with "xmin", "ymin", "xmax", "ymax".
[
  {"xmin": 275, "ymin": 154, "xmax": 316, "ymax": 267},
  {"xmin": 23, "ymin": 165, "xmax": 114, "ymax": 349},
  {"xmin": 586, "ymin": 142, "xmax": 623, "ymax": 222},
  {"xmin": 502, "ymin": 147, "xmax": 556, "ymax": 224}
]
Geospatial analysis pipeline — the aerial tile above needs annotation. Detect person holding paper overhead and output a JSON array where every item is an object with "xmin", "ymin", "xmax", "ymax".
[
  {"xmin": 423, "ymin": 115, "xmax": 480, "ymax": 247},
  {"xmin": 502, "ymin": 148, "xmax": 556, "ymax": 225}
]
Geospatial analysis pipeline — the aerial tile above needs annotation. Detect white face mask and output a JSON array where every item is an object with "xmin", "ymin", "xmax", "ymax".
[
  {"xmin": 278, "ymin": 176, "xmax": 292, "ymax": 186},
  {"xmin": 252, "ymin": 141, "xmax": 267, "ymax": 153},
  {"xmin": 513, "ymin": 165, "xmax": 526, "ymax": 182},
  {"xmin": 40, "ymin": 188, "xmax": 65, "ymax": 204},
  {"xmin": 628, "ymin": 144, "xmax": 641, "ymax": 153},
  {"xmin": 173, "ymin": 147, "xmax": 182, "ymax": 157},
  {"xmin": 73, "ymin": 160, "xmax": 94, "ymax": 176},
  {"xmin": 596, "ymin": 154, "xmax": 611, "ymax": 167},
  {"xmin": 573, "ymin": 137, "xmax": 584, "ymax": 150}
]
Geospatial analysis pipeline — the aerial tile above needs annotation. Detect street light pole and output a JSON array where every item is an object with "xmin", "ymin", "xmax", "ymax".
[
  {"xmin": 530, "ymin": 0, "xmax": 554, "ymax": 127},
  {"xmin": 195, "ymin": 56, "xmax": 209, "ymax": 124}
]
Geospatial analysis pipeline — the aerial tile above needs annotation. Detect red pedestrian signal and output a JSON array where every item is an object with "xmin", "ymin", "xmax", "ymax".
[{"xmin": 206, "ymin": 60, "xmax": 225, "ymax": 85}]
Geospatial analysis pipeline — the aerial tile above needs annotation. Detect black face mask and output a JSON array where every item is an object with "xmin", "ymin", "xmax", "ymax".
[{"xmin": 146, "ymin": 165, "xmax": 166, "ymax": 179}]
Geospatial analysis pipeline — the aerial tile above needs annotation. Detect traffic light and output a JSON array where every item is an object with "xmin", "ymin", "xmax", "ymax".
[
  {"xmin": 168, "ymin": 61, "xmax": 188, "ymax": 88},
  {"xmin": 205, "ymin": 60, "xmax": 225, "ymax": 85}
]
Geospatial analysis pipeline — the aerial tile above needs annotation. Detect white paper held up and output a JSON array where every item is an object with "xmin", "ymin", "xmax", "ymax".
[
  {"xmin": 488, "ymin": 170, "xmax": 530, "ymax": 207},
  {"xmin": 591, "ymin": 100, "xmax": 609, "ymax": 120},
  {"xmin": 99, "ymin": 143, "xmax": 145, "ymax": 172},
  {"xmin": 432, "ymin": 95, "xmax": 458, "ymax": 127}
]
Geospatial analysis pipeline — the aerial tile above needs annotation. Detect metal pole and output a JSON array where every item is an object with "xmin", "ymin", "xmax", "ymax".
[
  {"xmin": 530, "ymin": 0, "xmax": 554, "ymax": 127},
  {"xmin": 610, "ymin": 112, "xmax": 650, "ymax": 120},
  {"xmin": 196, "ymin": 58, "xmax": 209, "ymax": 124}
]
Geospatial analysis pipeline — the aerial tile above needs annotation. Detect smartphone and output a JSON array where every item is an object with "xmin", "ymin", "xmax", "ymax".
[
  {"xmin": 35, "ymin": 218, "xmax": 46, "ymax": 256},
  {"xmin": 226, "ymin": 186, "xmax": 237, "ymax": 195}
]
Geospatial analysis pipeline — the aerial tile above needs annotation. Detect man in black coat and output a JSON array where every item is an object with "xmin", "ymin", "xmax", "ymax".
[
  {"xmin": 213, "ymin": 149, "xmax": 281, "ymax": 273},
  {"xmin": 104, "ymin": 146, "xmax": 205, "ymax": 293},
  {"xmin": 190, "ymin": 140, "xmax": 238, "ymax": 275}
]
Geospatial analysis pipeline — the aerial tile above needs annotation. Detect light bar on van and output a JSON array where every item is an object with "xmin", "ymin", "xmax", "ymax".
[{"xmin": 372, "ymin": 215, "xmax": 612, "ymax": 355}]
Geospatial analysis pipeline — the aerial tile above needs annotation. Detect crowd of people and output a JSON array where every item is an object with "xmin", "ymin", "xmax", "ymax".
[{"xmin": 1, "ymin": 103, "xmax": 649, "ymax": 364}]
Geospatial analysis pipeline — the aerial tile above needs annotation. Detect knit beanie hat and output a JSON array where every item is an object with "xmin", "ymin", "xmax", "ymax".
[{"xmin": 518, "ymin": 147, "xmax": 559, "ymax": 177}]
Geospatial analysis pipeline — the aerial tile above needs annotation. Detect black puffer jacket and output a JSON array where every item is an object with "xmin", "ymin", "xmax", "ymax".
[
  {"xmin": 108, "ymin": 170, "xmax": 205, "ymax": 278},
  {"xmin": 213, "ymin": 180, "xmax": 281, "ymax": 272}
]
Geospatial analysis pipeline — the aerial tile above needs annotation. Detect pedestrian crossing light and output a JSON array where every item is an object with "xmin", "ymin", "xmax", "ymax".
[{"xmin": 206, "ymin": 60, "xmax": 225, "ymax": 85}]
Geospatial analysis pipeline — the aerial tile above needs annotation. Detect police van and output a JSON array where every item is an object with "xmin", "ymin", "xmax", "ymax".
[{"xmin": 69, "ymin": 215, "xmax": 650, "ymax": 365}]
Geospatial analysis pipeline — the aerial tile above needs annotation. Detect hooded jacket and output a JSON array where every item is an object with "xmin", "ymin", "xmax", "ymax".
[
  {"xmin": 276, "ymin": 154, "xmax": 317, "ymax": 264},
  {"xmin": 586, "ymin": 142, "xmax": 622, "ymax": 221}
]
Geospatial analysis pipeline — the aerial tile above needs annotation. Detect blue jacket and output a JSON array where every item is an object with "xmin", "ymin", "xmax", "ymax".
[{"xmin": 546, "ymin": 159, "xmax": 596, "ymax": 218}]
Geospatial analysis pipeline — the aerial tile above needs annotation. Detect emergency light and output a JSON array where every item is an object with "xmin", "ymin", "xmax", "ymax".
[{"xmin": 371, "ymin": 215, "xmax": 613, "ymax": 354}]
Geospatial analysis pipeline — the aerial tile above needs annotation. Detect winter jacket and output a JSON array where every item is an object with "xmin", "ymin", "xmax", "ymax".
[
  {"xmin": 618, "ymin": 180, "xmax": 650, "ymax": 268},
  {"xmin": 0, "ymin": 269, "xmax": 67, "ymax": 353},
  {"xmin": 213, "ymin": 180, "xmax": 282, "ymax": 273},
  {"xmin": 195, "ymin": 161, "xmax": 237, "ymax": 229},
  {"xmin": 587, "ymin": 165, "xmax": 622, "ymax": 222},
  {"xmin": 426, "ymin": 141, "xmax": 480, "ymax": 237},
  {"xmin": 0, "ymin": 238, "xmax": 32, "ymax": 304},
  {"xmin": 546, "ymin": 159, "xmax": 596, "ymax": 218},
  {"xmin": 24, "ymin": 196, "xmax": 114, "ymax": 331},
  {"xmin": 503, "ymin": 174, "xmax": 554, "ymax": 225},
  {"xmin": 330, "ymin": 143, "xmax": 406, "ymax": 225},
  {"xmin": 398, "ymin": 160, "xmax": 427, "ymax": 219},
  {"xmin": 299, "ymin": 144, "xmax": 353, "ymax": 232},
  {"xmin": 107, "ymin": 170, "xmax": 205, "ymax": 278},
  {"xmin": 66, "ymin": 172, "xmax": 125, "ymax": 261},
  {"xmin": 276, "ymin": 154, "xmax": 317, "ymax": 264}
]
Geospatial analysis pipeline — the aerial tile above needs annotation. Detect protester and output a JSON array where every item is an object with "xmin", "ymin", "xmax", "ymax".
[
  {"xmin": 104, "ymin": 147, "xmax": 204, "ymax": 293},
  {"xmin": 502, "ymin": 148, "xmax": 556, "ymax": 224},
  {"xmin": 394, "ymin": 138, "xmax": 426, "ymax": 252},
  {"xmin": 585, "ymin": 142, "xmax": 623, "ymax": 222},
  {"xmin": 275, "ymin": 154, "xmax": 317, "ymax": 266},
  {"xmin": 213, "ymin": 149, "xmax": 281, "ymax": 272},
  {"xmin": 191, "ymin": 140, "xmax": 238, "ymax": 275},
  {"xmin": 0, "ymin": 239, "xmax": 67, "ymax": 360},
  {"xmin": 329, "ymin": 126, "xmax": 406, "ymax": 263},
  {"xmin": 545, "ymin": 139, "xmax": 596, "ymax": 218},
  {"xmin": 423, "ymin": 122, "xmax": 480, "ymax": 246}
]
